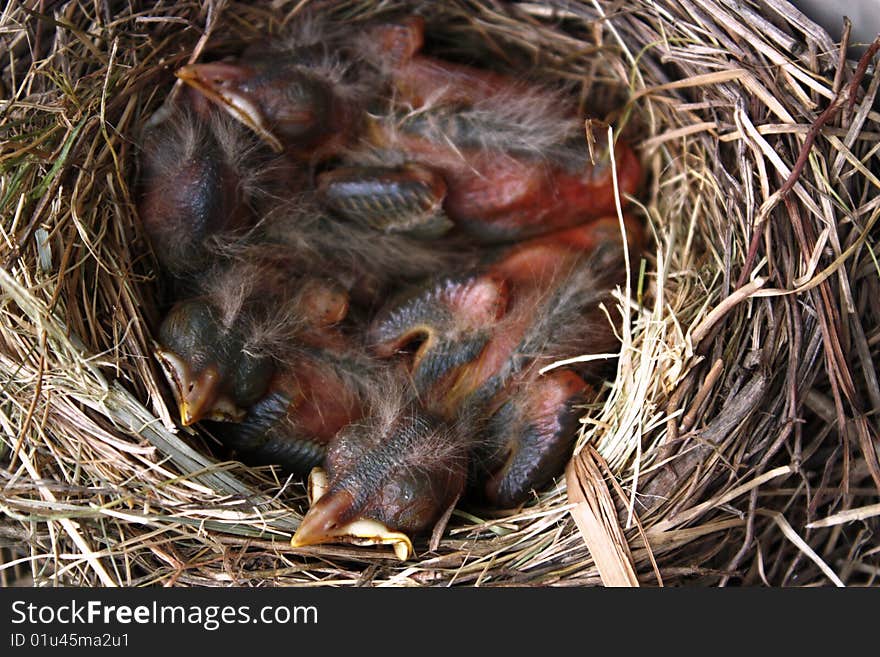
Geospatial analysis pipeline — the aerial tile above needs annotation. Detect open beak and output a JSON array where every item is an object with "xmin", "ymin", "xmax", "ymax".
[
  {"xmin": 153, "ymin": 347, "xmax": 245, "ymax": 425},
  {"xmin": 175, "ymin": 63, "xmax": 284, "ymax": 153},
  {"xmin": 290, "ymin": 467, "xmax": 413, "ymax": 561}
]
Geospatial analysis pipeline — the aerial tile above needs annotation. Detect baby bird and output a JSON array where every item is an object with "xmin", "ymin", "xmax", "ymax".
[
  {"xmin": 210, "ymin": 341, "xmax": 376, "ymax": 475},
  {"xmin": 174, "ymin": 16, "xmax": 375, "ymax": 158},
  {"xmin": 338, "ymin": 106, "xmax": 642, "ymax": 242},
  {"xmin": 137, "ymin": 103, "xmax": 287, "ymax": 279},
  {"xmin": 155, "ymin": 255, "xmax": 379, "ymax": 477},
  {"xmin": 332, "ymin": 15, "xmax": 643, "ymax": 241},
  {"xmin": 291, "ymin": 216, "xmax": 644, "ymax": 557},
  {"xmin": 154, "ymin": 252, "xmax": 350, "ymax": 427},
  {"xmin": 291, "ymin": 379, "xmax": 470, "ymax": 560},
  {"xmin": 175, "ymin": 15, "xmax": 642, "ymax": 242},
  {"xmin": 372, "ymin": 217, "xmax": 642, "ymax": 505}
]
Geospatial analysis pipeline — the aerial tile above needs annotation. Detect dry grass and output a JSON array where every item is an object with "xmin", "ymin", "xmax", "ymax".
[{"xmin": 1, "ymin": 0, "xmax": 878, "ymax": 586}]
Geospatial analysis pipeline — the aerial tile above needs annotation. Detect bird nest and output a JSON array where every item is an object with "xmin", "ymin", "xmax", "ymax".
[{"xmin": 2, "ymin": 0, "xmax": 879, "ymax": 587}]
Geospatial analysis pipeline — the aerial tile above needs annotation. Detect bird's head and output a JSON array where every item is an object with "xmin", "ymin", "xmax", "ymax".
[
  {"xmin": 291, "ymin": 405, "xmax": 468, "ymax": 560},
  {"xmin": 155, "ymin": 299, "xmax": 275, "ymax": 426},
  {"xmin": 175, "ymin": 61, "xmax": 336, "ymax": 154}
]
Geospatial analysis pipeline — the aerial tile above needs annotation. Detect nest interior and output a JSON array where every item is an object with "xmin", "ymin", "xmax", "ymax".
[{"xmin": 1, "ymin": 0, "xmax": 879, "ymax": 587}]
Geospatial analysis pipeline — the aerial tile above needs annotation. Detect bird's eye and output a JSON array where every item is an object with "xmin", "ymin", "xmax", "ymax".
[
  {"xmin": 232, "ymin": 352, "xmax": 274, "ymax": 407},
  {"xmin": 400, "ymin": 483, "xmax": 416, "ymax": 504},
  {"xmin": 381, "ymin": 474, "xmax": 439, "ymax": 534}
]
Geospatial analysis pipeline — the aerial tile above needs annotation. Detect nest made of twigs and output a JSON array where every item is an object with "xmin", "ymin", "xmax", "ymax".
[{"xmin": 1, "ymin": 0, "xmax": 878, "ymax": 587}]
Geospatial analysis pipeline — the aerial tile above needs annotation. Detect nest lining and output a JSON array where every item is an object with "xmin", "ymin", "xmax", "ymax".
[{"xmin": 1, "ymin": 0, "xmax": 878, "ymax": 587}]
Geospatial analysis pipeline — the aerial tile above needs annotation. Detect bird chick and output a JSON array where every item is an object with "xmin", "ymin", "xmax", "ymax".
[
  {"xmin": 386, "ymin": 216, "xmax": 639, "ymax": 503},
  {"xmin": 174, "ymin": 14, "xmax": 641, "ymax": 242},
  {"xmin": 153, "ymin": 237, "xmax": 421, "ymax": 480},
  {"xmin": 354, "ymin": 15, "xmax": 643, "ymax": 240},
  {"xmin": 291, "ymin": 377, "xmax": 470, "ymax": 560},
  {"xmin": 340, "ymin": 99, "xmax": 642, "ymax": 242},
  {"xmin": 154, "ymin": 253, "xmax": 350, "ymax": 427},
  {"xmin": 156, "ymin": 296, "xmax": 274, "ymax": 426},
  {"xmin": 174, "ymin": 16, "xmax": 374, "ymax": 158},
  {"xmin": 372, "ymin": 217, "xmax": 641, "ymax": 415},
  {"xmin": 211, "ymin": 344, "xmax": 375, "ymax": 475},
  {"xmin": 137, "ymin": 103, "xmax": 286, "ymax": 278}
]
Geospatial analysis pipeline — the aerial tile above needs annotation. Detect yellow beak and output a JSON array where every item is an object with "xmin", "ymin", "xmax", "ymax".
[
  {"xmin": 175, "ymin": 64, "xmax": 284, "ymax": 153},
  {"xmin": 290, "ymin": 467, "xmax": 413, "ymax": 561}
]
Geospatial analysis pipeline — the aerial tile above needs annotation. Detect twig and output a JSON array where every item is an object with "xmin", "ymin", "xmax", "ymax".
[
  {"xmin": 689, "ymin": 277, "xmax": 766, "ymax": 347},
  {"xmin": 736, "ymin": 36, "xmax": 880, "ymax": 289},
  {"xmin": 680, "ymin": 358, "xmax": 724, "ymax": 432}
]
